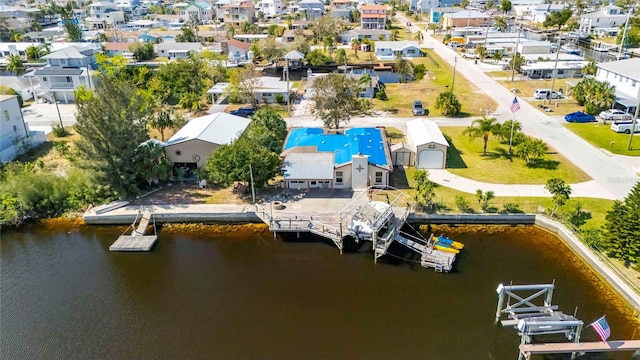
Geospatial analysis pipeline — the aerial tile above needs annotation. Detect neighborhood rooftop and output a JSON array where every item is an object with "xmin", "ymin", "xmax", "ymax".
[
  {"xmin": 283, "ymin": 127, "xmax": 387, "ymax": 166},
  {"xmin": 165, "ymin": 112, "xmax": 250, "ymax": 147}
]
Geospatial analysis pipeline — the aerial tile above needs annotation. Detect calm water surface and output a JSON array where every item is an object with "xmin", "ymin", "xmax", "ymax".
[{"xmin": 1, "ymin": 224, "xmax": 638, "ymax": 360}]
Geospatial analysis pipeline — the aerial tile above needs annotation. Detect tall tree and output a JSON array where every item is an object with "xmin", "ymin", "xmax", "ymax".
[
  {"xmin": 25, "ymin": 45, "xmax": 43, "ymax": 61},
  {"xmin": 149, "ymin": 110, "xmax": 183, "ymax": 141},
  {"xmin": 475, "ymin": 44, "xmax": 488, "ymax": 61},
  {"xmin": 133, "ymin": 141, "xmax": 172, "ymax": 185},
  {"xmin": 50, "ymin": 2, "xmax": 82, "ymax": 42},
  {"xmin": 227, "ymin": 63, "xmax": 260, "ymax": 107},
  {"xmin": 462, "ymin": 116, "xmax": 500, "ymax": 155},
  {"xmin": 74, "ymin": 77, "xmax": 153, "ymax": 198},
  {"xmin": 311, "ymin": 73, "xmax": 361, "ymax": 129},
  {"xmin": 545, "ymin": 177, "xmax": 572, "ymax": 217},
  {"xmin": 494, "ymin": 16, "xmax": 507, "ymax": 31},
  {"xmin": 414, "ymin": 30, "xmax": 424, "ymax": 45},
  {"xmin": 148, "ymin": 56, "xmax": 213, "ymax": 110},
  {"xmin": 603, "ymin": 181, "xmax": 640, "ymax": 267},
  {"xmin": 543, "ymin": 9, "xmax": 573, "ymax": 30},
  {"xmin": 248, "ymin": 108, "xmax": 288, "ymax": 152},
  {"xmin": 500, "ymin": 0, "xmax": 512, "ymax": 13}
]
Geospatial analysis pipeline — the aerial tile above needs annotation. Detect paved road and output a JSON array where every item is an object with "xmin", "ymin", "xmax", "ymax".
[{"xmin": 408, "ymin": 17, "xmax": 639, "ymax": 200}]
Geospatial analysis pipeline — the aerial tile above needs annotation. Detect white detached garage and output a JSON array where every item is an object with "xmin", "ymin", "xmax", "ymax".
[{"xmin": 406, "ymin": 119, "xmax": 449, "ymax": 169}]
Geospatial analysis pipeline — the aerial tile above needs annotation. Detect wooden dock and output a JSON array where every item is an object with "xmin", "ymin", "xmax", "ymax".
[
  {"xmin": 519, "ymin": 340, "xmax": 640, "ymax": 359},
  {"xmin": 109, "ymin": 235, "xmax": 158, "ymax": 251},
  {"xmin": 110, "ymin": 208, "xmax": 157, "ymax": 251}
]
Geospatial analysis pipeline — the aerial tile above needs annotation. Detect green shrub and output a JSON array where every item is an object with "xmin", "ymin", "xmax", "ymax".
[
  {"xmin": 455, "ymin": 195, "xmax": 472, "ymax": 213},
  {"xmin": 52, "ymin": 123, "xmax": 67, "ymax": 137}
]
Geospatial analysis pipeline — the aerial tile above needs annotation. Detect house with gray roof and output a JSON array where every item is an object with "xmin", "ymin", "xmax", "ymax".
[
  {"xmin": 340, "ymin": 29, "xmax": 391, "ymax": 43},
  {"xmin": 374, "ymin": 40, "xmax": 421, "ymax": 60},
  {"xmin": 578, "ymin": 5, "xmax": 628, "ymax": 36},
  {"xmin": 164, "ymin": 112, "xmax": 251, "ymax": 168},
  {"xmin": 33, "ymin": 46, "xmax": 98, "ymax": 103},
  {"xmin": 596, "ymin": 58, "xmax": 640, "ymax": 114},
  {"xmin": 155, "ymin": 42, "xmax": 204, "ymax": 59}
]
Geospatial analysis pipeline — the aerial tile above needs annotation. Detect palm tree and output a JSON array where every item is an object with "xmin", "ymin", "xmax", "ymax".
[
  {"xmin": 351, "ymin": 38, "xmax": 361, "ymax": 58},
  {"xmin": 492, "ymin": 51, "xmax": 504, "ymax": 64},
  {"xmin": 427, "ymin": 23, "xmax": 439, "ymax": 34},
  {"xmin": 394, "ymin": 53, "xmax": 413, "ymax": 83},
  {"xmin": 391, "ymin": 29, "xmax": 400, "ymax": 41},
  {"xmin": 414, "ymin": 31, "xmax": 423, "ymax": 45},
  {"xmin": 322, "ymin": 35, "xmax": 334, "ymax": 53},
  {"xmin": 25, "ymin": 45, "xmax": 43, "ymax": 62},
  {"xmin": 497, "ymin": 120, "xmax": 521, "ymax": 142},
  {"xmin": 6, "ymin": 55, "xmax": 25, "ymax": 76},
  {"xmin": 475, "ymin": 45, "xmax": 488, "ymax": 62},
  {"xmin": 462, "ymin": 116, "xmax": 500, "ymax": 155},
  {"xmin": 358, "ymin": 72, "xmax": 373, "ymax": 104},
  {"xmin": 495, "ymin": 16, "xmax": 507, "ymax": 31},
  {"xmin": 134, "ymin": 141, "xmax": 172, "ymax": 185},
  {"xmin": 515, "ymin": 137, "xmax": 548, "ymax": 165},
  {"xmin": 586, "ymin": 81, "xmax": 616, "ymax": 113}
]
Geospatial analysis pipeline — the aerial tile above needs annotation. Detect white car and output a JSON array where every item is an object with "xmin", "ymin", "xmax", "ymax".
[
  {"xmin": 462, "ymin": 52, "xmax": 478, "ymax": 59},
  {"xmin": 599, "ymin": 109, "xmax": 633, "ymax": 122}
]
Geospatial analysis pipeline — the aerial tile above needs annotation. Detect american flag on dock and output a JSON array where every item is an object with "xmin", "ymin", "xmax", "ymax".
[
  {"xmin": 590, "ymin": 316, "xmax": 611, "ymax": 342},
  {"xmin": 510, "ymin": 97, "xmax": 520, "ymax": 113}
]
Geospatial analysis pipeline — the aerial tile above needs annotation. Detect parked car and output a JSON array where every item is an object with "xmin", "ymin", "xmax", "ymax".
[
  {"xmin": 230, "ymin": 107, "xmax": 255, "ymax": 118},
  {"xmin": 462, "ymin": 51, "xmax": 478, "ymax": 59},
  {"xmin": 564, "ymin": 111, "xmax": 596, "ymax": 123},
  {"xmin": 412, "ymin": 100, "xmax": 425, "ymax": 116},
  {"xmin": 533, "ymin": 89, "xmax": 562, "ymax": 100},
  {"xmin": 599, "ymin": 109, "xmax": 633, "ymax": 122},
  {"xmin": 610, "ymin": 121, "xmax": 640, "ymax": 134}
]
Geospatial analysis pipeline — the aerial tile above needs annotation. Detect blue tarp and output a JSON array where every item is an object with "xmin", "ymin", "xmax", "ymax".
[{"xmin": 284, "ymin": 127, "xmax": 387, "ymax": 166}]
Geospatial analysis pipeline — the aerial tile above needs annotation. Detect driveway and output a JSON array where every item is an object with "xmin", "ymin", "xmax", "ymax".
[
  {"xmin": 22, "ymin": 103, "xmax": 78, "ymax": 134},
  {"xmin": 399, "ymin": 16, "xmax": 639, "ymax": 200}
]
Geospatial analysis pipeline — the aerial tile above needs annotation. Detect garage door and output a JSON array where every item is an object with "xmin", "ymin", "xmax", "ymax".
[{"xmin": 418, "ymin": 150, "xmax": 444, "ymax": 169}]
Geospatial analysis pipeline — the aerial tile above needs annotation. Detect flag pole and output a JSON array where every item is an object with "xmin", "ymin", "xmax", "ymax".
[{"xmin": 509, "ymin": 112, "xmax": 515, "ymax": 155}]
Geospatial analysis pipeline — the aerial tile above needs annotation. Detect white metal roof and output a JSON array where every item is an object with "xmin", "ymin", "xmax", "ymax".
[
  {"xmin": 596, "ymin": 58, "xmax": 640, "ymax": 81},
  {"xmin": 165, "ymin": 112, "xmax": 250, "ymax": 147},
  {"xmin": 406, "ymin": 119, "xmax": 449, "ymax": 149},
  {"xmin": 282, "ymin": 153, "xmax": 335, "ymax": 180}
]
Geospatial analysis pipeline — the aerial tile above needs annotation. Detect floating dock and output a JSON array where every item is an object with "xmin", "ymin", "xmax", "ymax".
[
  {"xmin": 256, "ymin": 187, "xmax": 459, "ymax": 272},
  {"xmin": 110, "ymin": 208, "xmax": 158, "ymax": 251}
]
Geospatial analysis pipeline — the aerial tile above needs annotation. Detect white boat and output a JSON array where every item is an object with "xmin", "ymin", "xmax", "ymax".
[
  {"xmin": 560, "ymin": 44, "xmax": 581, "ymax": 55},
  {"xmin": 347, "ymin": 201, "xmax": 393, "ymax": 241}
]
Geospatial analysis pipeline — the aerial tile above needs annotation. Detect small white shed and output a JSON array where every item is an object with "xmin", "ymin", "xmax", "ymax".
[
  {"xmin": 390, "ymin": 142, "xmax": 414, "ymax": 167},
  {"xmin": 406, "ymin": 119, "xmax": 449, "ymax": 169}
]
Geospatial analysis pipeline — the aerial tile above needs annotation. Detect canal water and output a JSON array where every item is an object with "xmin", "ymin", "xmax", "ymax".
[{"xmin": 1, "ymin": 223, "xmax": 638, "ymax": 360}]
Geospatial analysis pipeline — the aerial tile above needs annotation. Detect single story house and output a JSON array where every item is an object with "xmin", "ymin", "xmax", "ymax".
[
  {"xmin": 104, "ymin": 42, "xmax": 132, "ymax": 57},
  {"xmin": 163, "ymin": 112, "xmax": 251, "ymax": 169},
  {"xmin": 406, "ymin": 119, "xmax": 449, "ymax": 169},
  {"xmin": 281, "ymin": 127, "xmax": 392, "ymax": 190},
  {"xmin": 521, "ymin": 61, "xmax": 588, "ymax": 80},
  {"xmin": 374, "ymin": 40, "xmax": 421, "ymax": 60},
  {"xmin": 339, "ymin": 29, "xmax": 391, "ymax": 43}
]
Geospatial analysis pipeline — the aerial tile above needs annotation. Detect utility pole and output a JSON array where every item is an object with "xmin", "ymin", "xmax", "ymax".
[
  {"xmin": 249, "ymin": 163, "xmax": 256, "ymax": 204},
  {"xmin": 285, "ymin": 58, "xmax": 290, "ymax": 115},
  {"xmin": 451, "ymin": 57, "xmax": 457, "ymax": 93},
  {"xmin": 548, "ymin": 37, "xmax": 562, "ymax": 106},
  {"xmin": 510, "ymin": 23, "xmax": 522, "ymax": 82},
  {"xmin": 627, "ymin": 97, "xmax": 640, "ymax": 150}
]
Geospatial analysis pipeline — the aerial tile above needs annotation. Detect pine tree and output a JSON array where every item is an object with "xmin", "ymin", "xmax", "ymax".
[
  {"xmin": 74, "ymin": 77, "xmax": 153, "ymax": 198},
  {"xmin": 603, "ymin": 182, "xmax": 640, "ymax": 266}
]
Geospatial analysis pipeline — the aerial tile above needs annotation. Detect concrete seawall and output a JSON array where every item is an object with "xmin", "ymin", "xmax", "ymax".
[{"xmin": 83, "ymin": 206, "xmax": 639, "ymax": 310}]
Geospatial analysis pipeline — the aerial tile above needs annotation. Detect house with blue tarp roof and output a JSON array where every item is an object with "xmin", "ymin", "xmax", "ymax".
[{"xmin": 281, "ymin": 127, "xmax": 392, "ymax": 190}]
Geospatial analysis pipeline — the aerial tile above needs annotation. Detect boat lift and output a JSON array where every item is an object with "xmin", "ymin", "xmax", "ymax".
[
  {"xmin": 495, "ymin": 282, "xmax": 585, "ymax": 360},
  {"xmin": 255, "ymin": 187, "xmax": 458, "ymax": 271}
]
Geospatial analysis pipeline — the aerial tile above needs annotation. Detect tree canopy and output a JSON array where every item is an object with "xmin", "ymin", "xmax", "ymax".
[
  {"xmin": 148, "ymin": 56, "xmax": 213, "ymax": 111},
  {"xmin": 74, "ymin": 76, "xmax": 153, "ymax": 198},
  {"xmin": 311, "ymin": 73, "xmax": 361, "ymax": 129},
  {"xmin": 603, "ymin": 181, "xmax": 640, "ymax": 266},
  {"xmin": 543, "ymin": 9, "xmax": 573, "ymax": 29}
]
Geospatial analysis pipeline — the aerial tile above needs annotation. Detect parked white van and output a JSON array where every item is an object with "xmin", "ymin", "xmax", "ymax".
[
  {"xmin": 533, "ymin": 89, "xmax": 562, "ymax": 100},
  {"xmin": 610, "ymin": 121, "xmax": 640, "ymax": 134}
]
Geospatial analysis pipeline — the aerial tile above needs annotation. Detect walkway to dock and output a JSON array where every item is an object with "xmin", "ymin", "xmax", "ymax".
[{"xmin": 519, "ymin": 340, "xmax": 640, "ymax": 359}]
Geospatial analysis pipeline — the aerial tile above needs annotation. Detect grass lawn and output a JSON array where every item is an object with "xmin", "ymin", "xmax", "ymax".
[
  {"xmin": 372, "ymin": 49, "xmax": 498, "ymax": 117},
  {"xmin": 497, "ymin": 78, "xmax": 585, "ymax": 115},
  {"xmin": 440, "ymin": 126, "xmax": 592, "ymax": 184},
  {"xmin": 564, "ymin": 122, "xmax": 640, "ymax": 156},
  {"xmin": 384, "ymin": 126, "xmax": 406, "ymax": 144},
  {"xmin": 393, "ymin": 167, "xmax": 612, "ymax": 229}
]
